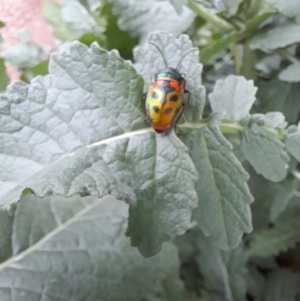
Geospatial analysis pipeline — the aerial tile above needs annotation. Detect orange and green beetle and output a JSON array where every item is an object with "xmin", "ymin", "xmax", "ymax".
[{"xmin": 144, "ymin": 43, "xmax": 196, "ymax": 133}]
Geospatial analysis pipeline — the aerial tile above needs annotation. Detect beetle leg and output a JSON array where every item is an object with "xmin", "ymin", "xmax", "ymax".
[
  {"xmin": 184, "ymin": 90, "xmax": 198, "ymax": 110},
  {"xmin": 142, "ymin": 93, "xmax": 151, "ymax": 124},
  {"xmin": 142, "ymin": 92, "xmax": 147, "ymax": 102}
]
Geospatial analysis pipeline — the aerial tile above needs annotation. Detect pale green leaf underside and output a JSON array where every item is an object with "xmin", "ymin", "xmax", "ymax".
[
  {"xmin": 0, "ymin": 195, "xmax": 180, "ymax": 301},
  {"xmin": 279, "ymin": 62, "xmax": 300, "ymax": 83},
  {"xmin": 0, "ymin": 38, "xmax": 198, "ymax": 257},
  {"xmin": 250, "ymin": 24, "xmax": 300, "ymax": 52},
  {"xmin": 209, "ymin": 75, "xmax": 257, "ymax": 121},
  {"xmin": 249, "ymin": 215, "xmax": 300, "ymax": 257},
  {"xmin": 240, "ymin": 124, "xmax": 289, "ymax": 182},
  {"xmin": 179, "ymin": 116, "xmax": 253, "ymax": 250},
  {"xmin": 106, "ymin": 0, "xmax": 195, "ymax": 41},
  {"xmin": 264, "ymin": 112, "xmax": 287, "ymax": 129},
  {"xmin": 266, "ymin": 0, "xmax": 300, "ymax": 17},
  {"xmin": 196, "ymin": 231, "xmax": 248, "ymax": 301},
  {"xmin": 134, "ymin": 31, "xmax": 205, "ymax": 120},
  {"xmin": 262, "ymin": 269, "xmax": 300, "ymax": 301}
]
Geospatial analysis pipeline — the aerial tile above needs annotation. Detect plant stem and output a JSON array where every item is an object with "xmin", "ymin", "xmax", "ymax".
[
  {"xmin": 186, "ymin": 0, "xmax": 234, "ymax": 31},
  {"xmin": 233, "ymin": 44, "xmax": 242, "ymax": 75},
  {"xmin": 200, "ymin": 10, "xmax": 275, "ymax": 63},
  {"xmin": 179, "ymin": 120, "xmax": 286, "ymax": 140},
  {"xmin": 241, "ymin": 40, "xmax": 257, "ymax": 81},
  {"xmin": 276, "ymin": 49, "xmax": 300, "ymax": 64},
  {"xmin": 201, "ymin": 30, "xmax": 251, "ymax": 63}
]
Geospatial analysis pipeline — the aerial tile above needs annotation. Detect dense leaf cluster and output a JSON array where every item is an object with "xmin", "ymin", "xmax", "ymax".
[{"xmin": 0, "ymin": 0, "xmax": 300, "ymax": 300}]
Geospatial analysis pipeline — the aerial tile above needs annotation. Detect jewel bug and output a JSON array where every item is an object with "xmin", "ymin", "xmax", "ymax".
[{"xmin": 144, "ymin": 42, "xmax": 197, "ymax": 133}]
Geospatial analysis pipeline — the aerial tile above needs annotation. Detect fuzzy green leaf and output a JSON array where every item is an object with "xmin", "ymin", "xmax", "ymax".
[
  {"xmin": 250, "ymin": 23, "xmax": 300, "ymax": 52},
  {"xmin": 0, "ymin": 37, "xmax": 199, "ymax": 257},
  {"xmin": 257, "ymin": 78, "xmax": 300, "ymax": 123},
  {"xmin": 285, "ymin": 123, "xmax": 300, "ymax": 161},
  {"xmin": 106, "ymin": 0, "xmax": 195, "ymax": 41},
  {"xmin": 196, "ymin": 232, "xmax": 248, "ymax": 301},
  {"xmin": 266, "ymin": 0, "xmax": 300, "ymax": 17},
  {"xmin": 264, "ymin": 112, "xmax": 287, "ymax": 129},
  {"xmin": 240, "ymin": 122, "xmax": 289, "ymax": 182},
  {"xmin": 279, "ymin": 62, "xmax": 300, "ymax": 83},
  {"xmin": 209, "ymin": 75, "xmax": 257, "ymax": 121},
  {"xmin": 249, "ymin": 210, "xmax": 300, "ymax": 257},
  {"xmin": 179, "ymin": 116, "xmax": 253, "ymax": 250},
  {"xmin": 262, "ymin": 269, "xmax": 300, "ymax": 301},
  {"xmin": 0, "ymin": 194, "xmax": 181, "ymax": 300}
]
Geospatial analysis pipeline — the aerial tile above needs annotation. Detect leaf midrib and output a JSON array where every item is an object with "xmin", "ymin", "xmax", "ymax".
[
  {"xmin": 249, "ymin": 228, "xmax": 300, "ymax": 256},
  {"xmin": 0, "ymin": 198, "xmax": 105, "ymax": 271}
]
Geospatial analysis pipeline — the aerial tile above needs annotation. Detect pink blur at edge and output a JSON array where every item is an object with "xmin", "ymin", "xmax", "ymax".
[{"xmin": 0, "ymin": 0, "xmax": 60, "ymax": 81}]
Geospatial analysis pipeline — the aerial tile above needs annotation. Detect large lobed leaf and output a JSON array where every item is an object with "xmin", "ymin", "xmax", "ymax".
[
  {"xmin": 179, "ymin": 116, "xmax": 253, "ymax": 250},
  {"xmin": 0, "ymin": 195, "xmax": 181, "ymax": 301},
  {"xmin": 196, "ymin": 231, "xmax": 248, "ymax": 301},
  {"xmin": 0, "ymin": 35, "xmax": 199, "ymax": 257},
  {"xmin": 209, "ymin": 75, "xmax": 288, "ymax": 183}
]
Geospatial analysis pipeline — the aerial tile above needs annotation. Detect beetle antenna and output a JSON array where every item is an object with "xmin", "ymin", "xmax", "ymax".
[
  {"xmin": 148, "ymin": 42, "xmax": 168, "ymax": 68},
  {"xmin": 175, "ymin": 48, "xmax": 198, "ymax": 70}
]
